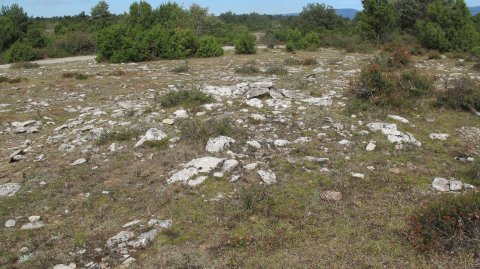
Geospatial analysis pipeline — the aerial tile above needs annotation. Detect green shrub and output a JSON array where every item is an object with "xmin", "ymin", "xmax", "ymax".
[
  {"xmin": 473, "ymin": 62, "xmax": 480, "ymax": 72},
  {"xmin": 297, "ymin": 32, "xmax": 321, "ymax": 50},
  {"xmin": 427, "ymin": 50, "xmax": 441, "ymax": 60},
  {"xmin": 387, "ymin": 47, "xmax": 412, "ymax": 68},
  {"xmin": 10, "ymin": 61, "xmax": 39, "ymax": 69},
  {"xmin": 196, "ymin": 36, "xmax": 223, "ymax": 58},
  {"xmin": 436, "ymin": 77, "xmax": 480, "ymax": 112},
  {"xmin": 3, "ymin": 42, "xmax": 38, "ymax": 63},
  {"xmin": 352, "ymin": 64, "xmax": 394, "ymax": 100},
  {"xmin": 161, "ymin": 28, "xmax": 198, "ymax": 59},
  {"xmin": 158, "ymin": 89, "xmax": 215, "ymax": 108},
  {"xmin": 62, "ymin": 72, "xmax": 89, "ymax": 80},
  {"xmin": 234, "ymin": 33, "xmax": 257, "ymax": 54},
  {"xmin": 286, "ymin": 41, "xmax": 296, "ymax": 53},
  {"xmin": 179, "ymin": 118, "xmax": 233, "ymax": 144},
  {"xmin": 97, "ymin": 24, "xmax": 149, "ymax": 63},
  {"xmin": 47, "ymin": 32, "xmax": 96, "ymax": 58},
  {"xmin": 472, "ymin": 46, "xmax": 480, "ymax": 58},
  {"xmin": 265, "ymin": 64, "xmax": 288, "ymax": 75},
  {"xmin": 408, "ymin": 192, "xmax": 480, "ymax": 253}
]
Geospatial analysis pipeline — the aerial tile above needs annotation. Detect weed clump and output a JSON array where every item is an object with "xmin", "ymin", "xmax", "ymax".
[
  {"xmin": 238, "ymin": 185, "xmax": 275, "ymax": 216},
  {"xmin": 10, "ymin": 62, "xmax": 39, "ymax": 69},
  {"xmin": 427, "ymin": 50, "xmax": 442, "ymax": 60},
  {"xmin": 0, "ymin": 76, "xmax": 22, "ymax": 84},
  {"xmin": 265, "ymin": 64, "xmax": 288, "ymax": 75},
  {"xmin": 158, "ymin": 89, "xmax": 214, "ymax": 108},
  {"xmin": 436, "ymin": 77, "xmax": 480, "ymax": 113},
  {"xmin": 408, "ymin": 192, "xmax": 480, "ymax": 253},
  {"xmin": 97, "ymin": 129, "xmax": 142, "ymax": 146},
  {"xmin": 170, "ymin": 62, "xmax": 189, "ymax": 73},
  {"xmin": 235, "ymin": 62, "xmax": 260, "ymax": 74}
]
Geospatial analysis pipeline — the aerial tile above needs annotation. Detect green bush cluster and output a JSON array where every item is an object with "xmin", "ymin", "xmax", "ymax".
[
  {"xmin": 196, "ymin": 36, "xmax": 224, "ymax": 57},
  {"xmin": 234, "ymin": 33, "xmax": 257, "ymax": 54},
  {"xmin": 3, "ymin": 42, "xmax": 38, "ymax": 63},
  {"xmin": 157, "ymin": 89, "xmax": 215, "ymax": 108},
  {"xmin": 408, "ymin": 192, "xmax": 480, "ymax": 253}
]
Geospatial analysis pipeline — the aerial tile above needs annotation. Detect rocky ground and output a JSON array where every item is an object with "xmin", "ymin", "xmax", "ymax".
[{"xmin": 0, "ymin": 48, "xmax": 479, "ymax": 268}]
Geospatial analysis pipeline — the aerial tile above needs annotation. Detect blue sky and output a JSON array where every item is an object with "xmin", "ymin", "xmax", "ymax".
[{"xmin": 0, "ymin": 0, "xmax": 478, "ymax": 18}]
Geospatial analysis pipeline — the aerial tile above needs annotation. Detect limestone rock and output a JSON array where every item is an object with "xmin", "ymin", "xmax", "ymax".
[
  {"xmin": 0, "ymin": 183, "xmax": 21, "ymax": 197},
  {"xmin": 258, "ymin": 170, "xmax": 277, "ymax": 185},
  {"xmin": 206, "ymin": 136, "xmax": 235, "ymax": 153},
  {"xmin": 432, "ymin": 178, "xmax": 450, "ymax": 192},
  {"xmin": 321, "ymin": 191, "xmax": 342, "ymax": 201},
  {"xmin": 134, "ymin": 128, "xmax": 167, "ymax": 148}
]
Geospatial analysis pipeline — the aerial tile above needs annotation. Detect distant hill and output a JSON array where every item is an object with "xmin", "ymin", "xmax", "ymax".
[
  {"xmin": 470, "ymin": 6, "xmax": 480, "ymax": 16},
  {"xmin": 335, "ymin": 9, "xmax": 359, "ymax": 19}
]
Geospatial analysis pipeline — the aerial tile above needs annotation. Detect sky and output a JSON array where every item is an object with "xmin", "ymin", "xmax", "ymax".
[{"xmin": 0, "ymin": 0, "xmax": 478, "ymax": 18}]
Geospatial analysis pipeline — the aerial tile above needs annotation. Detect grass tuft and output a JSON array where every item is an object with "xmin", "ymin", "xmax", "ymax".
[{"xmin": 158, "ymin": 89, "xmax": 215, "ymax": 108}]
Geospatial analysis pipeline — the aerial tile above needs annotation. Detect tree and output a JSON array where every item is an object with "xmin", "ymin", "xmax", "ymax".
[
  {"xmin": 295, "ymin": 3, "xmax": 345, "ymax": 33},
  {"xmin": 1, "ymin": 4, "xmax": 29, "ymax": 32},
  {"xmin": 128, "ymin": 1, "xmax": 155, "ymax": 29},
  {"xmin": 91, "ymin": 1, "xmax": 111, "ymax": 20},
  {"xmin": 358, "ymin": 0, "xmax": 397, "ymax": 45},
  {"xmin": 155, "ymin": 2, "xmax": 191, "ymax": 29}
]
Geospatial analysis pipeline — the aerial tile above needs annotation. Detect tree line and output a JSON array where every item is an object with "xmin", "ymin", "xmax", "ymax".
[{"xmin": 0, "ymin": 0, "xmax": 479, "ymax": 63}]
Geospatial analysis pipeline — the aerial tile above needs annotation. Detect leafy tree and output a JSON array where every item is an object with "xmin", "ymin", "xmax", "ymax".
[
  {"xmin": 91, "ymin": 1, "xmax": 111, "ymax": 20},
  {"xmin": 1, "ymin": 4, "xmax": 29, "ymax": 32},
  {"xmin": 0, "ymin": 16, "xmax": 22, "ymax": 52},
  {"xmin": 25, "ymin": 26, "xmax": 47, "ymax": 48},
  {"xmin": 128, "ymin": 1, "xmax": 155, "ymax": 29},
  {"xmin": 155, "ymin": 2, "xmax": 191, "ymax": 29},
  {"xmin": 189, "ymin": 4, "xmax": 222, "ymax": 35},
  {"xmin": 295, "ymin": 3, "xmax": 345, "ymax": 32},
  {"xmin": 358, "ymin": 0, "xmax": 397, "ymax": 45}
]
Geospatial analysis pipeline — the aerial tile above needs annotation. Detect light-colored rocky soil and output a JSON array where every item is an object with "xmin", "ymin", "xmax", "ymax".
[{"xmin": 0, "ymin": 48, "xmax": 479, "ymax": 268}]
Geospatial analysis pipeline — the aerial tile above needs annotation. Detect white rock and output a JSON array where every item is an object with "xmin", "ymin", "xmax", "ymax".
[
  {"xmin": 247, "ymin": 140, "xmax": 262, "ymax": 149},
  {"xmin": 21, "ymin": 221, "xmax": 44, "ymax": 230},
  {"xmin": 109, "ymin": 143, "xmax": 116, "ymax": 152},
  {"xmin": 123, "ymin": 257, "xmax": 136, "ymax": 266},
  {"xmin": 168, "ymin": 167, "xmax": 199, "ymax": 184},
  {"xmin": 0, "ymin": 183, "xmax": 21, "ymax": 197},
  {"xmin": 107, "ymin": 231, "xmax": 135, "ymax": 248},
  {"xmin": 5, "ymin": 219, "xmax": 16, "ymax": 228},
  {"xmin": 366, "ymin": 142, "xmax": 376, "ymax": 151},
  {"xmin": 128, "ymin": 229, "xmax": 159, "ymax": 248},
  {"xmin": 432, "ymin": 177, "xmax": 450, "ymax": 192},
  {"xmin": 294, "ymin": 137, "xmax": 312, "ymax": 144},
  {"xmin": 274, "ymin": 139, "xmax": 291, "ymax": 147},
  {"xmin": 250, "ymin": 114, "xmax": 266, "ymax": 121},
  {"xmin": 185, "ymin": 157, "xmax": 225, "ymax": 173},
  {"xmin": 449, "ymin": 180, "xmax": 463, "ymax": 191},
  {"xmin": 53, "ymin": 264, "xmax": 77, "ymax": 269},
  {"xmin": 429, "ymin": 133, "xmax": 449, "ymax": 141},
  {"xmin": 206, "ymin": 136, "xmax": 235, "ymax": 153},
  {"xmin": 162, "ymin": 119, "xmax": 175, "ymax": 125},
  {"xmin": 258, "ymin": 170, "xmax": 277, "ymax": 185},
  {"xmin": 173, "ymin": 110, "xmax": 188, "ymax": 118},
  {"xmin": 351, "ymin": 173, "xmax": 365, "ymax": 179},
  {"xmin": 70, "ymin": 158, "xmax": 87, "ymax": 166},
  {"xmin": 321, "ymin": 191, "xmax": 342, "ymax": 201},
  {"xmin": 213, "ymin": 172, "xmax": 224, "ymax": 178},
  {"xmin": 367, "ymin": 122, "xmax": 421, "ymax": 147},
  {"xmin": 338, "ymin": 140, "xmax": 350, "ymax": 145},
  {"xmin": 388, "ymin": 115, "xmax": 409, "ymax": 124},
  {"xmin": 222, "ymin": 159, "xmax": 239, "ymax": 173},
  {"xmin": 28, "ymin": 216, "xmax": 40, "ymax": 222},
  {"xmin": 122, "ymin": 220, "xmax": 142, "ymax": 228},
  {"xmin": 245, "ymin": 98, "xmax": 264, "ymax": 108},
  {"xmin": 134, "ymin": 128, "xmax": 167, "ymax": 148},
  {"xmin": 304, "ymin": 156, "xmax": 329, "ymax": 163},
  {"xmin": 244, "ymin": 163, "xmax": 258, "ymax": 170},
  {"xmin": 188, "ymin": 176, "xmax": 208, "ymax": 186}
]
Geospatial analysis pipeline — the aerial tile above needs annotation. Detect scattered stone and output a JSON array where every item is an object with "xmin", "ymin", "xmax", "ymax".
[
  {"xmin": 388, "ymin": 115, "xmax": 409, "ymax": 124},
  {"xmin": 258, "ymin": 170, "xmax": 277, "ymax": 185},
  {"xmin": 173, "ymin": 109, "xmax": 188, "ymax": 118},
  {"xmin": 134, "ymin": 128, "xmax": 167, "ymax": 148},
  {"xmin": 206, "ymin": 136, "xmax": 235, "ymax": 153},
  {"xmin": 162, "ymin": 119, "xmax": 175, "ymax": 125},
  {"xmin": 338, "ymin": 139, "xmax": 350, "ymax": 145},
  {"xmin": 250, "ymin": 114, "xmax": 266, "ymax": 121},
  {"xmin": 246, "ymin": 98, "xmax": 264, "ymax": 108},
  {"xmin": 222, "ymin": 159, "xmax": 239, "ymax": 173},
  {"xmin": 188, "ymin": 176, "xmax": 208, "ymax": 186},
  {"xmin": 351, "ymin": 173, "xmax": 365, "ymax": 179},
  {"xmin": 128, "ymin": 229, "xmax": 159, "ymax": 248},
  {"xmin": 0, "ymin": 183, "xmax": 21, "ymax": 197},
  {"xmin": 432, "ymin": 177, "xmax": 450, "ymax": 192},
  {"xmin": 168, "ymin": 167, "xmax": 199, "ymax": 184},
  {"xmin": 304, "ymin": 156, "xmax": 329, "ymax": 163},
  {"xmin": 70, "ymin": 158, "xmax": 87, "ymax": 166},
  {"xmin": 274, "ymin": 139, "xmax": 291, "ymax": 147},
  {"xmin": 213, "ymin": 172, "xmax": 224, "ymax": 178},
  {"xmin": 321, "ymin": 191, "xmax": 342, "ymax": 201},
  {"xmin": 21, "ymin": 221, "xmax": 44, "ymax": 230},
  {"xmin": 122, "ymin": 220, "xmax": 142, "ymax": 228},
  {"xmin": 367, "ymin": 122, "xmax": 421, "ymax": 147},
  {"xmin": 429, "ymin": 133, "xmax": 449, "ymax": 141},
  {"xmin": 244, "ymin": 163, "xmax": 258, "ymax": 171},
  {"xmin": 449, "ymin": 180, "xmax": 463, "ymax": 191},
  {"xmin": 107, "ymin": 231, "xmax": 135, "ymax": 248},
  {"xmin": 247, "ymin": 140, "xmax": 261, "ymax": 149},
  {"xmin": 366, "ymin": 142, "xmax": 376, "ymax": 151},
  {"xmin": 9, "ymin": 149, "xmax": 27, "ymax": 163},
  {"xmin": 53, "ymin": 264, "xmax": 77, "ymax": 269},
  {"xmin": 185, "ymin": 157, "xmax": 225, "ymax": 173},
  {"xmin": 5, "ymin": 219, "xmax": 16, "ymax": 228},
  {"xmin": 28, "ymin": 216, "xmax": 40, "ymax": 222}
]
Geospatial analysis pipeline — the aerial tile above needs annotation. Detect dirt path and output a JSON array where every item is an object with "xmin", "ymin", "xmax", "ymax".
[{"xmin": 0, "ymin": 55, "xmax": 96, "ymax": 69}]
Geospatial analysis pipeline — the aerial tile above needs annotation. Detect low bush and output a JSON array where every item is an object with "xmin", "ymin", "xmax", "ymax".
[
  {"xmin": 265, "ymin": 64, "xmax": 288, "ymax": 75},
  {"xmin": 297, "ymin": 32, "xmax": 321, "ymax": 51},
  {"xmin": 473, "ymin": 62, "xmax": 480, "ymax": 71},
  {"xmin": 97, "ymin": 129, "xmax": 142, "ymax": 146},
  {"xmin": 427, "ymin": 50, "xmax": 442, "ymax": 60},
  {"xmin": 46, "ymin": 32, "xmax": 96, "ymax": 58},
  {"xmin": 284, "ymin": 58, "xmax": 300, "ymax": 65},
  {"xmin": 469, "ymin": 160, "xmax": 480, "ymax": 185},
  {"xmin": 408, "ymin": 192, "xmax": 480, "ymax": 253},
  {"xmin": 286, "ymin": 42, "xmax": 296, "ymax": 53},
  {"xmin": 436, "ymin": 77, "xmax": 480, "ymax": 113},
  {"xmin": 235, "ymin": 62, "xmax": 260, "ymax": 74},
  {"xmin": 97, "ymin": 24, "xmax": 150, "ymax": 63},
  {"xmin": 170, "ymin": 62, "xmax": 189, "ymax": 73},
  {"xmin": 387, "ymin": 47, "xmax": 412, "ymax": 68},
  {"xmin": 299, "ymin": 57, "xmax": 317, "ymax": 66},
  {"xmin": 196, "ymin": 36, "xmax": 223, "ymax": 58},
  {"xmin": 234, "ymin": 33, "xmax": 257, "ymax": 55},
  {"xmin": 158, "ymin": 89, "xmax": 214, "ymax": 108},
  {"xmin": 10, "ymin": 62, "xmax": 39, "ymax": 69},
  {"xmin": 239, "ymin": 185, "xmax": 275, "ymax": 216},
  {"xmin": 179, "ymin": 118, "xmax": 233, "ymax": 144},
  {"xmin": 62, "ymin": 72, "xmax": 89, "ymax": 80},
  {"xmin": 0, "ymin": 76, "xmax": 22, "ymax": 84},
  {"xmin": 350, "ymin": 63, "xmax": 434, "ymax": 108},
  {"xmin": 472, "ymin": 46, "xmax": 480, "ymax": 58},
  {"xmin": 3, "ymin": 42, "xmax": 39, "ymax": 63}
]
